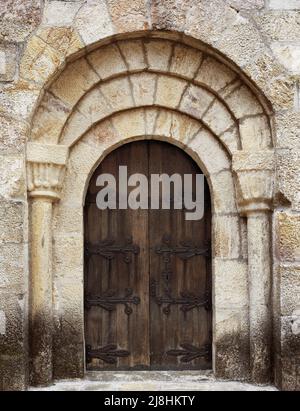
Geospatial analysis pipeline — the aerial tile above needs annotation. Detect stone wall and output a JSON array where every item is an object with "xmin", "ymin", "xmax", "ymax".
[{"xmin": 0, "ymin": 0, "xmax": 299, "ymax": 391}]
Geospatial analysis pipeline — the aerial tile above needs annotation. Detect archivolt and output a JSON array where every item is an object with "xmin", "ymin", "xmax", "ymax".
[{"xmin": 30, "ymin": 38, "xmax": 273, "ymax": 153}]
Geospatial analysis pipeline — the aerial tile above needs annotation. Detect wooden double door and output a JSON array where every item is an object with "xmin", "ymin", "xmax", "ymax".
[{"xmin": 84, "ymin": 141, "xmax": 212, "ymax": 370}]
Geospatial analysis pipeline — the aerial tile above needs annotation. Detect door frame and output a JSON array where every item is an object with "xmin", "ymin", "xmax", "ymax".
[
  {"xmin": 48, "ymin": 131, "xmax": 251, "ymax": 380},
  {"xmin": 83, "ymin": 140, "xmax": 213, "ymax": 371},
  {"xmin": 27, "ymin": 130, "xmax": 274, "ymax": 384}
]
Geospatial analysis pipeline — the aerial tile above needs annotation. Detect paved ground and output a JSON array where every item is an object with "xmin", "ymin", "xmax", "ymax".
[{"xmin": 30, "ymin": 371, "xmax": 277, "ymax": 391}]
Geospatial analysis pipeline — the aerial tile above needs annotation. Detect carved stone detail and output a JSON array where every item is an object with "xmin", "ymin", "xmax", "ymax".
[
  {"xmin": 26, "ymin": 143, "xmax": 69, "ymax": 201},
  {"xmin": 233, "ymin": 150, "xmax": 275, "ymax": 215}
]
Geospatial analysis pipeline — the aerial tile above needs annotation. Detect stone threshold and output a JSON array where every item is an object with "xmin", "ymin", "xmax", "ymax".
[{"xmin": 29, "ymin": 371, "xmax": 277, "ymax": 391}]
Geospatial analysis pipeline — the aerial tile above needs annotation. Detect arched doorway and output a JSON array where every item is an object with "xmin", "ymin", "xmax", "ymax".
[{"xmin": 84, "ymin": 141, "xmax": 212, "ymax": 371}]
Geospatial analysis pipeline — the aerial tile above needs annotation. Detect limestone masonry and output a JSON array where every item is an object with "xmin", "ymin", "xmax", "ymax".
[{"xmin": 0, "ymin": 0, "xmax": 299, "ymax": 391}]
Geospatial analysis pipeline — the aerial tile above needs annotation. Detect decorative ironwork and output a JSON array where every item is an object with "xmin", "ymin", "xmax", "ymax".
[
  {"xmin": 86, "ymin": 344, "xmax": 130, "ymax": 364},
  {"xmin": 152, "ymin": 234, "xmax": 211, "ymax": 314},
  {"xmin": 155, "ymin": 234, "xmax": 210, "ymax": 262},
  {"xmin": 85, "ymin": 236, "xmax": 140, "ymax": 263},
  {"xmin": 150, "ymin": 280, "xmax": 210, "ymax": 316},
  {"xmin": 167, "ymin": 343, "xmax": 211, "ymax": 363},
  {"xmin": 86, "ymin": 288, "xmax": 140, "ymax": 315}
]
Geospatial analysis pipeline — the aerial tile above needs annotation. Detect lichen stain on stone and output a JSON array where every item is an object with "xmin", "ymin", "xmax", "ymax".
[{"xmin": 214, "ymin": 332, "xmax": 251, "ymax": 382}]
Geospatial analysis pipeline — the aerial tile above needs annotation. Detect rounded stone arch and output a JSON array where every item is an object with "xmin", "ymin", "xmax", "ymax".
[
  {"xmin": 25, "ymin": 31, "xmax": 276, "ymax": 387},
  {"xmin": 20, "ymin": 0, "xmax": 289, "ymax": 120},
  {"xmin": 29, "ymin": 37, "xmax": 273, "ymax": 153}
]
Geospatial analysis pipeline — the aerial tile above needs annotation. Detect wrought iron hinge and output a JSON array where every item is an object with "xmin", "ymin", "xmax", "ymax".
[
  {"xmin": 167, "ymin": 343, "xmax": 211, "ymax": 363},
  {"xmin": 85, "ymin": 288, "xmax": 140, "ymax": 315},
  {"xmin": 86, "ymin": 344, "xmax": 130, "ymax": 364},
  {"xmin": 85, "ymin": 236, "xmax": 140, "ymax": 263}
]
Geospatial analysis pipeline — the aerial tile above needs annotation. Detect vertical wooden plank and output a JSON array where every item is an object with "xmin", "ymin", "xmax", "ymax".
[{"xmin": 149, "ymin": 141, "xmax": 212, "ymax": 370}]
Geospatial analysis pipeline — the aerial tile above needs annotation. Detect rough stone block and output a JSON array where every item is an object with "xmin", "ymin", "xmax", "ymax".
[
  {"xmin": 20, "ymin": 35, "xmax": 63, "ymax": 84},
  {"xmin": 107, "ymin": 0, "xmax": 150, "ymax": 32},
  {"xmin": 169, "ymin": 111, "xmax": 201, "ymax": 145},
  {"xmin": 37, "ymin": 27, "xmax": 84, "ymax": 60},
  {"xmin": 0, "ymin": 80, "xmax": 40, "ymax": 121},
  {"xmin": 281, "ymin": 316, "xmax": 300, "ymax": 362},
  {"xmin": 268, "ymin": 0, "xmax": 300, "ymax": 10},
  {"xmin": 154, "ymin": 110, "xmax": 173, "ymax": 138},
  {"xmin": 271, "ymin": 43, "xmax": 300, "ymax": 75},
  {"xmin": 169, "ymin": 44, "xmax": 203, "ymax": 79},
  {"xmin": 51, "ymin": 58, "xmax": 99, "ymax": 107},
  {"xmin": 155, "ymin": 75, "xmax": 187, "ymax": 109},
  {"xmin": 131, "ymin": 73, "xmax": 157, "ymax": 106},
  {"xmin": 279, "ymin": 265, "xmax": 300, "ymax": 316},
  {"xmin": 0, "ymin": 44, "xmax": 17, "ymax": 82},
  {"xmin": 61, "ymin": 109, "xmax": 92, "ymax": 147},
  {"xmin": 225, "ymin": 85, "xmax": 264, "ymax": 119},
  {"xmin": 213, "ymin": 215, "xmax": 241, "ymax": 259},
  {"xmin": 0, "ymin": 115, "xmax": 27, "ymax": 155},
  {"xmin": 214, "ymin": 259, "xmax": 248, "ymax": 308},
  {"xmin": 118, "ymin": 40, "xmax": 147, "ymax": 71},
  {"xmin": 255, "ymin": 11, "xmax": 300, "ymax": 42},
  {"xmin": 53, "ymin": 203, "xmax": 83, "ymax": 237},
  {"xmin": 112, "ymin": 109, "xmax": 146, "ymax": 140},
  {"xmin": 145, "ymin": 108, "xmax": 159, "ymax": 135},
  {"xmin": 76, "ymin": 87, "xmax": 113, "ymax": 125},
  {"xmin": 226, "ymin": 0, "xmax": 264, "ymax": 9},
  {"xmin": 87, "ymin": 44, "xmax": 127, "ymax": 80},
  {"xmin": 0, "ymin": 0, "xmax": 42, "ymax": 43},
  {"xmin": 82, "ymin": 119, "xmax": 120, "ymax": 151},
  {"xmin": 214, "ymin": 307, "xmax": 250, "ymax": 380},
  {"xmin": 188, "ymin": 129, "xmax": 231, "ymax": 175},
  {"xmin": 277, "ymin": 149, "xmax": 300, "ymax": 211},
  {"xmin": 180, "ymin": 85, "xmax": 214, "ymax": 119},
  {"xmin": 239, "ymin": 115, "xmax": 272, "ymax": 150},
  {"xmin": 74, "ymin": 0, "xmax": 114, "ymax": 46},
  {"xmin": 53, "ymin": 235, "xmax": 83, "ymax": 281},
  {"xmin": 145, "ymin": 40, "xmax": 173, "ymax": 72},
  {"xmin": 195, "ymin": 57, "xmax": 236, "ymax": 92},
  {"xmin": 275, "ymin": 111, "xmax": 300, "ymax": 148},
  {"xmin": 202, "ymin": 100, "xmax": 235, "ymax": 136},
  {"xmin": 100, "ymin": 77, "xmax": 134, "ymax": 111},
  {"xmin": 31, "ymin": 92, "xmax": 71, "ymax": 144},
  {"xmin": 213, "ymin": 14, "xmax": 266, "ymax": 69},
  {"xmin": 151, "ymin": 0, "xmax": 190, "ymax": 31},
  {"xmin": 0, "ymin": 201, "xmax": 24, "ymax": 244},
  {"xmin": 0, "ymin": 354, "xmax": 26, "ymax": 391},
  {"xmin": 0, "ymin": 155, "xmax": 25, "ymax": 200},
  {"xmin": 276, "ymin": 212, "xmax": 300, "ymax": 262},
  {"xmin": 0, "ymin": 244, "xmax": 26, "ymax": 291},
  {"xmin": 211, "ymin": 171, "xmax": 238, "ymax": 214},
  {"xmin": 0, "ymin": 289, "xmax": 27, "ymax": 391},
  {"xmin": 42, "ymin": 0, "xmax": 83, "ymax": 26}
]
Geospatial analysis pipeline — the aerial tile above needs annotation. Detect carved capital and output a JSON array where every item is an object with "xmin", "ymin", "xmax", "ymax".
[
  {"xmin": 26, "ymin": 143, "xmax": 69, "ymax": 201},
  {"xmin": 233, "ymin": 151, "xmax": 275, "ymax": 215}
]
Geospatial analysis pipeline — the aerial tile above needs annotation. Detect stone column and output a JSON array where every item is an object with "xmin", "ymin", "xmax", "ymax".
[
  {"xmin": 233, "ymin": 151, "xmax": 275, "ymax": 384},
  {"xmin": 27, "ymin": 143, "xmax": 69, "ymax": 386}
]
